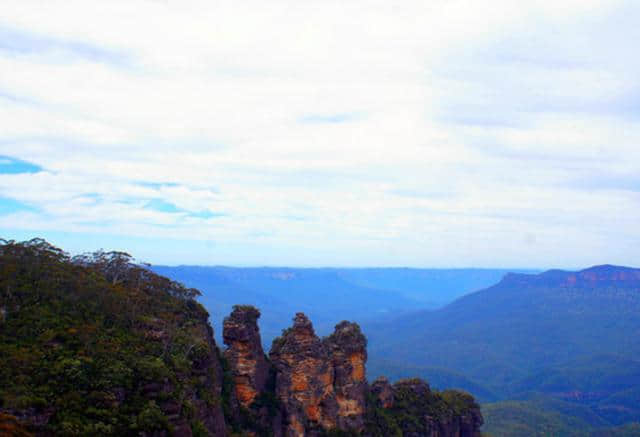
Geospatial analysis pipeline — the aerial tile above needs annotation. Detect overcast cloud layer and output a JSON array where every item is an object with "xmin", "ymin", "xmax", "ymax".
[{"xmin": 1, "ymin": 0, "xmax": 639, "ymax": 267}]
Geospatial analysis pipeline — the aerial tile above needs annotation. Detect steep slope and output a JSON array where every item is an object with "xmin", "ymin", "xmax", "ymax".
[
  {"xmin": 365, "ymin": 265, "xmax": 640, "ymax": 433},
  {"xmin": 367, "ymin": 265, "xmax": 640, "ymax": 388},
  {"xmin": 0, "ymin": 239, "xmax": 226, "ymax": 436}
]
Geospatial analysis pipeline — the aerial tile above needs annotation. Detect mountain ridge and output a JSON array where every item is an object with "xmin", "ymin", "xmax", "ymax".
[
  {"xmin": 363, "ymin": 264, "xmax": 640, "ymax": 435},
  {"xmin": 499, "ymin": 265, "xmax": 640, "ymax": 289}
]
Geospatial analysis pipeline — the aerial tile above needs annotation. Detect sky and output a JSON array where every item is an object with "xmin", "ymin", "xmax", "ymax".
[{"xmin": 0, "ymin": 0, "xmax": 639, "ymax": 268}]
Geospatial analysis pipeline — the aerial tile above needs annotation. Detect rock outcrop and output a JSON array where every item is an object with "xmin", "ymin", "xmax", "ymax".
[
  {"xmin": 222, "ymin": 309, "xmax": 483, "ymax": 437},
  {"xmin": 370, "ymin": 376, "xmax": 394, "ymax": 409},
  {"xmin": 223, "ymin": 305, "xmax": 270, "ymax": 408},
  {"xmin": 269, "ymin": 313, "xmax": 338, "ymax": 436},
  {"xmin": 366, "ymin": 378, "xmax": 484, "ymax": 437},
  {"xmin": 324, "ymin": 321, "xmax": 368, "ymax": 431}
]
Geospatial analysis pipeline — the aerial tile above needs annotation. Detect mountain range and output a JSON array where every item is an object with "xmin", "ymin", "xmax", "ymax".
[
  {"xmin": 152, "ymin": 266, "xmax": 532, "ymax": 345},
  {"xmin": 363, "ymin": 265, "xmax": 640, "ymax": 435},
  {"xmin": 5, "ymin": 237, "xmax": 640, "ymax": 435}
]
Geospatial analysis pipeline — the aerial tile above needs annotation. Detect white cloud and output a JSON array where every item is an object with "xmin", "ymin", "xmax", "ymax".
[{"xmin": 0, "ymin": 0, "xmax": 638, "ymax": 267}]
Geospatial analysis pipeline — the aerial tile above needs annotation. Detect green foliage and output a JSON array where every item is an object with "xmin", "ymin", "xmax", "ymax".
[
  {"xmin": 191, "ymin": 419, "xmax": 209, "ymax": 437},
  {"xmin": 0, "ymin": 238, "xmax": 214, "ymax": 435},
  {"xmin": 363, "ymin": 382, "xmax": 480, "ymax": 437},
  {"xmin": 325, "ymin": 428, "xmax": 359, "ymax": 437},
  {"xmin": 482, "ymin": 399, "xmax": 599, "ymax": 437},
  {"xmin": 136, "ymin": 401, "xmax": 169, "ymax": 432},
  {"xmin": 482, "ymin": 397, "xmax": 640, "ymax": 437}
]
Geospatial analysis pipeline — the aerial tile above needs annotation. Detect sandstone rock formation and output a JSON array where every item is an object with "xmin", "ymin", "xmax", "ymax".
[
  {"xmin": 324, "ymin": 320, "xmax": 368, "ymax": 431},
  {"xmin": 222, "ymin": 309, "xmax": 483, "ymax": 437},
  {"xmin": 223, "ymin": 305, "xmax": 270, "ymax": 408},
  {"xmin": 370, "ymin": 376, "xmax": 394, "ymax": 409},
  {"xmin": 269, "ymin": 313, "xmax": 338, "ymax": 436}
]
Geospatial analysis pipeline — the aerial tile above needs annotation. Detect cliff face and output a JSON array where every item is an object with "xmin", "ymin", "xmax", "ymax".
[
  {"xmin": 223, "ymin": 309, "xmax": 483, "ymax": 437},
  {"xmin": 500, "ymin": 265, "xmax": 640, "ymax": 289},
  {"xmin": 194, "ymin": 323, "xmax": 228, "ymax": 436},
  {"xmin": 269, "ymin": 313, "xmax": 339, "ymax": 436},
  {"xmin": 223, "ymin": 305, "xmax": 270, "ymax": 408},
  {"xmin": 223, "ymin": 310, "xmax": 369, "ymax": 436},
  {"xmin": 139, "ymin": 313, "xmax": 227, "ymax": 436},
  {"xmin": 323, "ymin": 320, "xmax": 368, "ymax": 431}
]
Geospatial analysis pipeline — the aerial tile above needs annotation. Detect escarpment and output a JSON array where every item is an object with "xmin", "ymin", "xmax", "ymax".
[
  {"xmin": 1, "ymin": 239, "xmax": 483, "ymax": 437},
  {"xmin": 223, "ymin": 308, "xmax": 481, "ymax": 437}
]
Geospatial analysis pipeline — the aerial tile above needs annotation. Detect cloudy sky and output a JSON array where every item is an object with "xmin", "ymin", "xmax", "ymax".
[{"xmin": 1, "ymin": 0, "xmax": 639, "ymax": 267}]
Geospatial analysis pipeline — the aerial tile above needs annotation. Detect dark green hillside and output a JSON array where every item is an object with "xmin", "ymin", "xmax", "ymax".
[
  {"xmin": 482, "ymin": 397, "xmax": 640, "ymax": 437},
  {"xmin": 511, "ymin": 355, "xmax": 640, "ymax": 399},
  {"xmin": 367, "ymin": 266, "xmax": 640, "ymax": 391},
  {"xmin": 365, "ymin": 266, "xmax": 640, "ymax": 434},
  {"xmin": 0, "ymin": 238, "xmax": 226, "ymax": 435},
  {"xmin": 482, "ymin": 398, "xmax": 600, "ymax": 437}
]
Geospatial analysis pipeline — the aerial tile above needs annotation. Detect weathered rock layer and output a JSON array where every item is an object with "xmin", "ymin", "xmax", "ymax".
[
  {"xmin": 324, "ymin": 320, "xmax": 368, "ymax": 431},
  {"xmin": 269, "ymin": 313, "xmax": 340, "ymax": 436},
  {"xmin": 223, "ymin": 305, "xmax": 270, "ymax": 408},
  {"xmin": 222, "ymin": 308, "xmax": 483, "ymax": 437}
]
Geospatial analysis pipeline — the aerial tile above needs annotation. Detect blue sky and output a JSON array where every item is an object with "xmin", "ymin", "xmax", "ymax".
[{"xmin": 0, "ymin": 0, "xmax": 639, "ymax": 267}]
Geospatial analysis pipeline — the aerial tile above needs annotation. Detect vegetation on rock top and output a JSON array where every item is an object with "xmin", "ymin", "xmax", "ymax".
[{"xmin": 0, "ymin": 238, "xmax": 219, "ymax": 435}]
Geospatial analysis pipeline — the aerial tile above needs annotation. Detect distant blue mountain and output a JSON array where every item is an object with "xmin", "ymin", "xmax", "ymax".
[
  {"xmin": 151, "ymin": 266, "xmax": 529, "ymax": 346},
  {"xmin": 363, "ymin": 265, "xmax": 640, "ymax": 433}
]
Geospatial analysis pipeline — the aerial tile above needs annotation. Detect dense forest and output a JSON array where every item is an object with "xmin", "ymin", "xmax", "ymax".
[
  {"xmin": 0, "ymin": 238, "xmax": 225, "ymax": 435},
  {"xmin": 0, "ymin": 239, "xmax": 482, "ymax": 436}
]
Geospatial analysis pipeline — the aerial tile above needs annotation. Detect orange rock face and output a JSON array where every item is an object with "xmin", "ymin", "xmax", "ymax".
[
  {"xmin": 325, "ymin": 321, "xmax": 368, "ymax": 431},
  {"xmin": 234, "ymin": 375, "xmax": 259, "ymax": 406},
  {"xmin": 349, "ymin": 352, "xmax": 366, "ymax": 382},
  {"xmin": 269, "ymin": 314, "xmax": 368, "ymax": 436},
  {"xmin": 269, "ymin": 313, "xmax": 339, "ymax": 436},
  {"xmin": 223, "ymin": 306, "xmax": 270, "ymax": 409}
]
